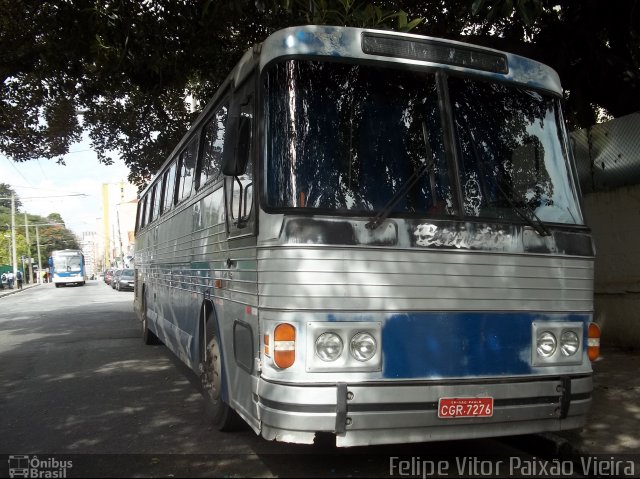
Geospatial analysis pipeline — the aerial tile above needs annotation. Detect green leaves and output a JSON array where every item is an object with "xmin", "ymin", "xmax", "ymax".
[
  {"xmin": 295, "ymin": 0, "xmax": 422, "ymax": 30},
  {"xmin": 0, "ymin": 0, "xmax": 637, "ymax": 188},
  {"xmin": 0, "ymin": 205, "xmax": 79, "ymax": 267}
]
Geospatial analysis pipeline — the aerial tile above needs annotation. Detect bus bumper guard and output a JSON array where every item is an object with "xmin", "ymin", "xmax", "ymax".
[{"xmin": 256, "ymin": 375, "xmax": 592, "ymax": 447}]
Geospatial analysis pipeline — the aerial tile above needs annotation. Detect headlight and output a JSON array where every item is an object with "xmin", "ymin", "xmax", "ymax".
[
  {"xmin": 560, "ymin": 330, "xmax": 580, "ymax": 356},
  {"xmin": 536, "ymin": 331, "xmax": 557, "ymax": 358},
  {"xmin": 350, "ymin": 332, "xmax": 377, "ymax": 361},
  {"xmin": 315, "ymin": 332, "xmax": 343, "ymax": 362},
  {"xmin": 532, "ymin": 321, "xmax": 584, "ymax": 366}
]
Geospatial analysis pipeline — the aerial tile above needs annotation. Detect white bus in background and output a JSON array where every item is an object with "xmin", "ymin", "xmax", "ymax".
[{"xmin": 50, "ymin": 249, "xmax": 85, "ymax": 287}]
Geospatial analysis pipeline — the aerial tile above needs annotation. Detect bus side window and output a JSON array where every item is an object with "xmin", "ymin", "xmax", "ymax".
[
  {"xmin": 135, "ymin": 199, "xmax": 144, "ymax": 233},
  {"xmin": 199, "ymin": 103, "xmax": 228, "ymax": 186},
  {"xmin": 237, "ymin": 111, "xmax": 253, "ymax": 221},
  {"xmin": 147, "ymin": 183, "xmax": 157, "ymax": 224},
  {"xmin": 140, "ymin": 195, "xmax": 148, "ymax": 229},
  {"xmin": 178, "ymin": 139, "xmax": 197, "ymax": 202},
  {"xmin": 154, "ymin": 180, "xmax": 163, "ymax": 218},
  {"xmin": 163, "ymin": 162, "xmax": 177, "ymax": 213}
]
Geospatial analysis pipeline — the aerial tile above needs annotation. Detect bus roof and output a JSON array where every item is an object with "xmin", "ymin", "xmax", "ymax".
[{"xmin": 260, "ymin": 26, "xmax": 562, "ymax": 94}]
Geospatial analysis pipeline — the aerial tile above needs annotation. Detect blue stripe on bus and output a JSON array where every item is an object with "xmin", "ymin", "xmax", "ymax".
[{"xmin": 381, "ymin": 312, "xmax": 590, "ymax": 379}]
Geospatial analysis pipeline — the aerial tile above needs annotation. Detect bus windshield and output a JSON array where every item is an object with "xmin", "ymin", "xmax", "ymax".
[
  {"xmin": 264, "ymin": 59, "xmax": 583, "ymax": 225},
  {"xmin": 53, "ymin": 253, "xmax": 82, "ymax": 272}
]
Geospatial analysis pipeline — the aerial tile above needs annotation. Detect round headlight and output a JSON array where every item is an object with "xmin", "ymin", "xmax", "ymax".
[
  {"xmin": 350, "ymin": 332, "xmax": 377, "ymax": 362},
  {"xmin": 560, "ymin": 331, "xmax": 580, "ymax": 356},
  {"xmin": 537, "ymin": 331, "xmax": 557, "ymax": 358},
  {"xmin": 315, "ymin": 332, "xmax": 343, "ymax": 362}
]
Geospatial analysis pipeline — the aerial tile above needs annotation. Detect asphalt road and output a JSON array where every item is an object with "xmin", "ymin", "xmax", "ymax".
[{"xmin": 0, "ymin": 281, "xmax": 578, "ymax": 478}]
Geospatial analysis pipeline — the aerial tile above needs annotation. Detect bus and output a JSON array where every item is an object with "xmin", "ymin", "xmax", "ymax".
[
  {"xmin": 50, "ymin": 249, "xmax": 85, "ymax": 287},
  {"xmin": 134, "ymin": 25, "xmax": 599, "ymax": 447}
]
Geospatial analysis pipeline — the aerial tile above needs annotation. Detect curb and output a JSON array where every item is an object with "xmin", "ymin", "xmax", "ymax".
[{"xmin": 0, "ymin": 283, "xmax": 40, "ymax": 298}]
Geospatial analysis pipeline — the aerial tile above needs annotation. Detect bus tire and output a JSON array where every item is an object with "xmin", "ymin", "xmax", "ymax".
[
  {"xmin": 141, "ymin": 290, "xmax": 161, "ymax": 345},
  {"xmin": 203, "ymin": 329, "xmax": 243, "ymax": 431}
]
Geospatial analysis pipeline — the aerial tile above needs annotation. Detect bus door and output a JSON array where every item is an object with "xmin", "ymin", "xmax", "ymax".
[{"xmin": 221, "ymin": 75, "xmax": 259, "ymax": 423}]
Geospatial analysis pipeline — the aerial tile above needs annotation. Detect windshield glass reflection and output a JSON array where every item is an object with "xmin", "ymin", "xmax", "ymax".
[
  {"xmin": 450, "ymin": 76, "xmax": 582, "ymax": 225},
  {"xmin": 264, "ymin": 60, "xmax": 582, "ymax": 226},
  {"xmin": 265, "ymin": 60, "xmax": 453, "ymax": 216}
]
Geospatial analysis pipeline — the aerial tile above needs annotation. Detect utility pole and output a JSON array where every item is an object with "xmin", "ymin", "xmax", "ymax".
[
  {"xmin": 36, "ymin": 225, "xmax": 42, "ymax": 284},
  {"xmin": 102, "ymin": 184, "xmax": 110, "ymax": 270},
  {"xmin": 116, "ymin": 208, "xmax": 124, "ymax": 266},
  {"xmin": 11, "ymin": 194, "xmax": 17, "ymax": 276},
  {"xmin": 24, "ymin": 212, "xmax": 32, "ymax": 283},
  {"xmin": 111, "ymin": 224, "xmax": 116, "ymax": 267}
]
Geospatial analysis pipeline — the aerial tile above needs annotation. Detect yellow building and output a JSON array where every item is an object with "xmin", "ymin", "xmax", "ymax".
[{"xmin": 99, "ymin": 181, "xmax": 138, "ymax": 270}]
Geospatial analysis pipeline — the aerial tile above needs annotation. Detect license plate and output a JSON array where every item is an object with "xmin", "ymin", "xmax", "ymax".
[{"xmin": 438, "ymin": 397, "xmax": 493, "ymax": 418}]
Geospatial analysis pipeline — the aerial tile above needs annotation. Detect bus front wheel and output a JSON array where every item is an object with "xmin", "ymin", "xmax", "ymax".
[
  {"xmin": 203, "ymin": 333, "xmax": 243, "ymax": 431},
  {"xmin": 141, "ymin": 291, "xmax": 161, "ymax": 345}
]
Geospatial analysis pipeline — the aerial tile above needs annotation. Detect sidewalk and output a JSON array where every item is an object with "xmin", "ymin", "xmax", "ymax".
[{"xmin": 0, "ymin": 281, "xmax": 41, "ymax": 298}]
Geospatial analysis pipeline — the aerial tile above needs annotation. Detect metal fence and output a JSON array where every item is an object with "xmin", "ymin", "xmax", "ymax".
[{"xmin": 571, "ymin": 111, "xmax": 640, "ymax": 194}]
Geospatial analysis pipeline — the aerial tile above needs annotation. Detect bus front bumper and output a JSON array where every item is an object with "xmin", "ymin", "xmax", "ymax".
[
  {"xmin": 53, "ymin": 275, "xmax": 84, "ymax": 284},
  {"xmin": 255, "ymin": 375, "xmax": 591, "ymax": 447}
]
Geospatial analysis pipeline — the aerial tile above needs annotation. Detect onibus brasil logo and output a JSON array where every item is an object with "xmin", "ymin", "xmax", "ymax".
[{"xmin": 8, "ymin": 455, "xmax": 73, "ymax": 478}]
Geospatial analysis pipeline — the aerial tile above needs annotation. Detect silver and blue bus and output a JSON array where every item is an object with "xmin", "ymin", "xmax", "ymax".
[
  {"xmin": 134, "ymin": 26, "xmax": 600, "ymax": 447},
  {"xmin": 50, "ymin": 249, "xmax": 86, "ymax": 287}
]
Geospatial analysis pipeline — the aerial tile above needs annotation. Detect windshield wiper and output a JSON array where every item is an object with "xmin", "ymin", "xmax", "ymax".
[{"xmin": 366, "ymin": 121, "xmax": 435, "ymax": 230}]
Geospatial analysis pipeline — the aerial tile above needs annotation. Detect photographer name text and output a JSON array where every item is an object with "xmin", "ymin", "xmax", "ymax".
[{"xmin": 389, "ymin": 456, "xmax": 635, "ymax": 477}]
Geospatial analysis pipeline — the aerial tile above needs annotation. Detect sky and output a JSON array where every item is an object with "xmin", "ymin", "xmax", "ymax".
[{"xmin": 0, "ymin": 136, "xmax": 133, "ymax": 235}]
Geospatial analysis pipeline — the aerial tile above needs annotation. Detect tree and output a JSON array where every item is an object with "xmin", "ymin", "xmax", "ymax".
[
  {"xmin": 46, "ymin": 213, "xmax": 65, "ymax": 227},
  {"xmin": 0, "ymin": 205, "xmax": 79, "ymax": 267},
  {"xmin": 0, "ymin": 183, "xmax": 22, "ymax": 211},
  {"xmin": 450, "ymin": 0, "xmax": 640, "ymax": 127},
  {"xmin": 1, "ymin": 0, "xmax": 638, "ymax": 188}
]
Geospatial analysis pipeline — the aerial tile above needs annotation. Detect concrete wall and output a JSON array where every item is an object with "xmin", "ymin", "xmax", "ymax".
[{"xmin": 583, "ymin": 185, "xmax": 640, "ymax": 347}]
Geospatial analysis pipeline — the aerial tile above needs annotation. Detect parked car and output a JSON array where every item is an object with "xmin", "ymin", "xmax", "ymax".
[
  {"xmin": 104, "ymin": 269, "xmax": 114, "ymax": 285},
  {"xmin": 111, "ymin": 269, "xmax": 122, "ymax": 289},
  {"xmin": 115, "ymin": 269, "xmax": 135, "ymax": 291}
]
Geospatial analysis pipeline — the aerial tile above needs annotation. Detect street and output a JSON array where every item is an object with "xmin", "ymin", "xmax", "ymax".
[{"xmin": 0, "ymin": 282, "xmax": 580, "ymax": 477}]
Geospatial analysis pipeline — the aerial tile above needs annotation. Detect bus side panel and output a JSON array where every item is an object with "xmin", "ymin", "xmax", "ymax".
[
  {"xmin": 192, "ymin": 186, "xmax": 260, "ymax": 427},
  {"xmin": 218, "ymin": 235, "xmax": 259, "ymax": 427}
]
